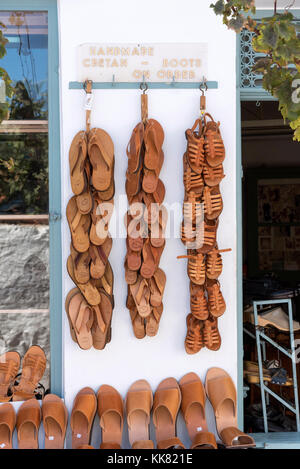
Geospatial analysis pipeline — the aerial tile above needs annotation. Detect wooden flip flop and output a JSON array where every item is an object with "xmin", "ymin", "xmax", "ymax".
[
  {"xmin": 202, "ymin": 185, "xmax": 223, "ymax": 220},
  {"xmin": 97, "ymin": 384, "xmax": 123, "ymax": 448},
  {"xmin": 203, "ymin": 114, "xmax": 225, "ymax": 168},
  {"xmin": 16, "ymin": 399, "xmax": 41, "ymax": 449},
  {"xmin": 66, "ymin": 196, "xmax": 91, "ymax": 253},
  {"xmin": 190, "ymin": 284, "xmax": 209, "ymax": 320},
  {"xmin": 126, "ymin": 379, "xmax": 153, "ymax": 447},
  {"xmin": 69, "ymin": 131, "xmax": 88, "ymax": 195},
  {"xmin": 203, "ymin": 162, "xmax": 225, "ymax": 187},
  {"xmin": 206, "ymin": 279, "xmax": 226, "ymax": 318},
  {"xmin": 153, "ymin": 378, "xmax": 184, "ymax": 449},
  {"xmin": 91, "ymin": 289, "xmax": 113, "ymax": 350},
  {"xmin": 144, "ymin": 119, "xmax": 164, "ymax": 171},
  {"xmin": 205, "ymin": 368, "xmax": 255, "ymax": 449},
  {"xmin": 90, "ymin": 193, "xmax": 114, "ymax": 246},
  {"xmin": 13, "ymin": 346, "xmax": 46, "ymax": 402},
  {"xmin": 130, "ymin": 276, "xmax": 151, "ymax": 318},
  {"xmin": 183, "ymin": 153, "xmax": 204, "ymax": 195},
  {"xmin": 42, "ymin": 394, "xmax": 68, "ymax": 449},
  {"xmin": 140, "ymin": 238, "xmax": 165, "ymax": 279},
  {"xmin": 65, "ymin": 288, "xmax": 93, "ymax": 350},
  {"xmin": 206, "ymin": 246, "xmax": 231, "ymax": 280},
  {"xmin": 129, "ymin": 307, "xmax": 146, "ymax": 339},
  {"xmin": 89, "ymin": 237, "xmax": 112, "ymax": 280},
  {"xmin": 70, "ymin": 243, "xmax": 90, "ymax": 284},
  {"xmin": 88, "ymin": 128, "xmax": 114, "ymax": 191},
  {"xmin": 71, "ymin": 387, "xmax": 97, "ymax": 449},
  {"xmin": 185, "ymin": 119, "xmax": 204, "ymax": 175},
  {"xmin": 0, "ymin": 403, "xmax": 16, "ymax": 449},
  {"xmin": 0, "ymin": 351, "xmax": 20, "ymax": 402},
  {"xmin": 179, "ymin": 372, "xmax": 217, "ymax": 449},
  {"xmin": 67, "ymin": 255, "xmax": 101, "ymax": 306},
  {"xmin": 203, "ymin": 315, "xmax": 221, "ymax": 351},
  {"xmin": 185, "ymin": 314, "xmax": 203, "ymax": 355},
  {"xmin": 149, "ymin": 268, "xmax": 166, "ymax": 307},
  {"xmin": 145, "ymin": 304, "xmax": 163, "ymax": 337}
]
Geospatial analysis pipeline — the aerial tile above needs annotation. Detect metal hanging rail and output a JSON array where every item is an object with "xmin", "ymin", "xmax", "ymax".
[{"xmin": 69, "ymin": 81, "xmax": 218, "ymax": 90}]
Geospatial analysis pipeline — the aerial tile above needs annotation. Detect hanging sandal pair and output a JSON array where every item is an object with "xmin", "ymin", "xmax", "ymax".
[{"xmin": 185, "ymin": 313, "xmax": 221, "ymax": 354}]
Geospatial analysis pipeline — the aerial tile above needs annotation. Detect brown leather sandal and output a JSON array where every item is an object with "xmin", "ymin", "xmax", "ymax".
[
  {"xmin": 70, "ymin": 243, "xmax": 90, "ymax": 284},
  {"xmin": 90, "ymin": 193, "xmax": 113, "ymax": 246},
  {"xmin": 149, "ymin": 204, "xmax": 168, "ymax": 248},
  {"xmin": 149, "ymin": 268, "xmax": 166, "ymax": 307},
  {"xmin": 125, "ymin": 379, "xmax": 153, "ymax": 447},
  {"xmin": 42, "ymin": 394, "xmax": 68, "ymax": 449},
  {"xmin": 185, "ymin": 119, "xmax": 204, "ymax": 174},
  {"xmin": 177, "ymin": 251, "xmax": 206, "ymax": 285},
  {"xmin": 125, "ymin": 257, "xmax": 138, "ymax": 285},
  {"xmin": 71, "ymin": 387, "xmax": 96, "ymax": 449},
  {"xmin": 183, "ymin": 153, "xmax": 204, "ymax": 195},
  {"xmin": 153, "ymin": 378, "xmax": 185, "ymax": 449},
  {"xmin": 146, "ymin": 304, "xmax": 163, "ymax": 337},
  {"xmin": 185, "ymin": 314, "xmax": 203, "ymax": 355},
  {"xmin": 67, "ymin": 255, "xmax": 101, "ymax": 305},
  {"xmin": 0, "ymin": 403, "xmax": 15, "ymax": 448},
  {"xmin": 140, "ymin": 238, "xmax": 165, "ymax": 279},
  {"xmin": 0, "ymin": 351, "xmax": 20, "ymax": 402},
  {"xmin": 205, "ymin": 368, "xmax": 255, "ymax": 448},
  {"xmin": 97, "ymin": 384, "xmax": 123, "ymax": 449},
  {"xmin": 203, "ymin": 162, "xmax": 225, "ymax": 187},
  {"xmin": 130, "ymin": 307, "xmax": 146, "ymax": 339},
  {"xmin": 206, "ymin": 246, "xmax": 231, "ymax": 280},
  {"xmin": 89, "ymin": 237, "xmax": 112, "ymax": 280},
  {"xmin": 142, "ymin": 149, "xmax": 164, "ymax": 194},
  {"xmin": 96, "ymin": 159, "xmax": 115, "ymax": 201},
  {"xmin": 203, "ymin": 315, "xmax": 221, "ymax": 351},
  {"xmin": 180, "ymin": 221, "xmax": 198, "ymax": 247},
  {"xmin": 76, "ymin": 160, "xmax": 93, "ymax": 215},
  {"xmin": 69, "ymin": 131, "xmax": 88, "ymax": 195},
  {"xmin": 126, "ymin": 213, "xmax": 146, "ymax": 252},
  {"xmin": 126, "ymin": 239, "xmax": 142, "ymax": 271},
  {"xmin": 190, "ymin": 284, "xmax": 209, "ymax": 320},
  {"xmin": 97, "ymin": 261, "xmax": 114, "ymax": 297},
  {"xmin": 142, "ymin": 179, "xmax": 166, "ymax": 216},
  {"xmin": 203, "ymin": 114, "xmax": 225, "ymax": 168},
  {"xmin": 91, "ymin": 289, "xmax": 113, "ymax": 350},
  {"xmin": 16, "ymin": 398, "xmax": 41, "ymax": 449},
  {"xmin": 179, "ymin": 372, "xmax": 217, "ymax": 449},
  {"xmin": 130, "ymin": 276, "xmax": 151, "ymax": 318},
  {"xmin": 202, "ymin": 185, "xmax": 223, "ymax": 220},
  {"xmin": 183, "ymin": 192, "xmax": 203, "ymax": 224},
  {"xmin": 65, "ymin": 288, "xmax": 93, "ymax": 350},
  {"xmin": 196, "ymin": 219, "xmax": 218, "ymax": 254},
  {"xmin": 88, "ymin": 128, "xmax": 114, "ymax": 191},
  {"xmin": 66, "ymin": 196, "xmax": 91, "ymax": 253},
  {"xmin": 144, "ymin": 119, "xmax": 164, "ymax": 171},
  {"xmin": 13, "ymin": 346, "xmax": 46, "ymax": 402},
  {"xmin": 206, "ymin": 279, "xmax": 226, "ymax": 317},
  {"xmin": 127, "ymin": 122, "xmax": 144, "ymax": 174}
]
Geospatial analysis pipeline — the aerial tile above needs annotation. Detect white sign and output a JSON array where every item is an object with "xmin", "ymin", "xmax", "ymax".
[{"xmin": 77, "ymin": 43, "xmax": 208, "ymax": 82}]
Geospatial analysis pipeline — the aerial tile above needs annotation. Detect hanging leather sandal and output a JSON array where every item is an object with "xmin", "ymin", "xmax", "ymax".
[
  {"xmin": 202, "ymin": 185, "xmax": 223, "ymax": 220},
  {"xmin": 144, "ymin": 119, "xmax": 164, "ymax": 170},
  {"xmin": 90, "ymin": 193, "xmax": 113, "ymax": 246},
  {"xmin": 205, "ymin": 368, "xmax": 255, "ymax": 449},
  {"xmin": 177, "ymin": 251, "xmax": 206, "ymax": 286},
  {"xmin": 140, "ymin": 238, "xmax": 165, "ymax": 279},
  {"xmin": 89, "ymin": 237, "xmax": 112, "ymax": 280},
  {"xmin": 190, "ymin": 283, "xmax": 209, "ymax": 320},
  {"xmin": 130, "ymin": 275, "xmax": 151, "ymax": 318},
  {"xmin": 0, "ymin": 351, "xmax": 20, "ymax": 402},
  {"xmin": 203, "ymin": 114, "xmax": 225, "ymax": 168},
  {"xmin": 179, "ymin": 372, "xmax": 217, "ymax": 449},
  {"xmin": 65, "ymin": 288, "xmax": 93, "ymax": 350},
  {"xmin": 91, "ymin": 289, "xmax": 113, "ymax": 350},
  {"xmin": 69, "ymin": 130, "xmax": 88, "ymax": 195},
  {"xmin": 70, "ymin": 243, "xmax": 91, "ymax": 284},
  {"xmin": 66, "ymin": 196, "xmax": 91, "ymax": 253},
  {"xmin": 185, "ymin": 119, "xmax": 205, "ymax": 174},
  {"xmin": 203, "ymin": 315, "xmax": 221, "ymax": 351},
  {"xmin": 183, "ymin": 153, "xmax": 204, "ymax": 195},
  {"xmin": 196, "ymin": 218, "xmax": 218, "ymax": 254},
  {"xmin": 185, "ymin": 314, "xmax": 204, "ymax": 355},
  {"xmin": 88, "ymin": 128, "xmax": 114, "ymax": 192},
  {"xmin": 146, "ymin": 304, "xmax": 163, "ymax": 337},
  {"xmin": 203, "ymin": 162, "xmax": 225, "ymax": 187},
  {"xmin": 149, "ymin": 268, "xmax": 166, "ymax": 307},
  {"xmin": 206, "ymin": 279, "xmax": 226, "ymax": 318},
  {"xmin": 67, "ymin": 255, "xmax": 101, "ymax": 306},
  {"xmin": 206, "ymin": 246, "xmax": 231, "ymax": 280},
  {"xmin": 13, "ymin": 346, "xmax": 46, "ymax": 402}
]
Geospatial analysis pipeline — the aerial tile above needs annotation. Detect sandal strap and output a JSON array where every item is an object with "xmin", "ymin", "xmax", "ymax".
[
  {"xmin": 220, "ymin": 426, "xmax": 255, "ymax": 447},
  {"xmin": 157, "ymin": 437, "xmax": 185, "ymax": 449},
  {"xmin": 191, "ymin": 431, "xmax": 217, "ymax": 449}
]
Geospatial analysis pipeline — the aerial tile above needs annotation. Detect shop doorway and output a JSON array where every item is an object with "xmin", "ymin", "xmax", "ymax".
[{"xmin": 241, "ymin": 99, "xmax": 300, "ymax": 444}]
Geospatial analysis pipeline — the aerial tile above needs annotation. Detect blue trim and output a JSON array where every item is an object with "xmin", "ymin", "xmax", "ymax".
[
  {"xmin": 69, "ymin": 81, "xmax": 219, "ymax": 90},
  {"xmin": 0, "ymin": 0, "xmax": 62, "ymax": 396}
]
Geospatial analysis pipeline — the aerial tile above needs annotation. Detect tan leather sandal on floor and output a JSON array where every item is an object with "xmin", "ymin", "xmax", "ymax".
[
  {"xmin": 203, "ymin": 315, "xmax": 221, "ymax": 351},
  {"xmin": 66, "ymin": 196, "xmax": 91, "ymax": 253},
  {"xmin": 126, "ymin": 379, "xmax": 153, "ymax": 447},
  {"xmin": 88, "ymin": 128, "xmax": 114, "ymax": 192},
  {"xmin": 71, "ymin": 387, "xmax": 96, "ymax": 449},
  {"xmin": 0, "ymin": 403, "xmax": 15, "ymax": 449},
  {"xmin": 179, "ymin": 372, "xmax": 217, "ymax": 449},
  {"xmin": 97, "ymin": 384, "xmax": 123, "ymax": 449},
  {"xmin": 183, "ymin": 153, "xmax": 204, "ymax": 195},
  {"xmin": 144, "ymin": 119, "xmax": 164, "ymax": 171},
  {"xmin": 206, "ymin": 246, "xmax": 231, "ymax": 280},
  {"xmin": 13, "ymin": 346, "xmax": 46, "ymax": 402},
  {"xmin": 67, "ymin": 255, "xmax": 101, "ymax": 305},
  {"xmin": 65, "ymin": 288, "xmax": 93, "ymax": 350},
  {"xmin": 205, "ymin": 368, "xmax": 255, "ymax": 449},
  {"xmin": 202, "ymin": 185, "xmax": 223, "ymax": 220},
  {"xmin": 91, "ymin": 289, "xmax": 113, "ymax": 350},
  {"xmin": 16, "ymin": 398, "xmax": 41, "ymax": 449},
  {"xmin": 146, "ymin": 304, "xmax": 163, "ymax": 337},
  {"xmin": 69, "ymin": 131, "xmax": 88, "ymax": 195},
  {"xmin": 206, "ymin": 279, "xmax": 226, "ymax": 317},
  {"xmin": 70, "ymin": 243, "xmax": 90, "ymax": 284},
  {"xmin": 185, "ymin": 314, "xmax": 203, "ymax": 355},
  {"xmin": 203, "ymin": 114, "xmax": 225, "ymax": 168},
  {"xmin": 42, "ymin": 394, "xmax": 68, "ymax": 449},
  {"xmin": 190, "ymin": 284, "xmax": 209, "ymax": 320},
  {"xmin": 203, "ymin": 162, "xmax": 225, "ymax": 187},
  {"xmin": 185, "ymin": 119, "xmax": 204, "ymax": 175},
  {"xmin": 153, "ymin": 378, "xmax": 185, "ymax": 449},
  {"xmin": 0, "ymin": 351, "xmax": 20, "ymax": 402}
]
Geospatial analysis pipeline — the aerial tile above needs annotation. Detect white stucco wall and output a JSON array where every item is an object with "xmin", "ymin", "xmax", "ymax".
[{"xmin": 58, "ymin": 0, "xmax": 237, "ymax": 448}]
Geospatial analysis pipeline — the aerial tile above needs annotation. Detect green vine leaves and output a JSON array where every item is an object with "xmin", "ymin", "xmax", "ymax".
[{"xmin": 211, "ymin": 1, "xmax": 300, "ymax": 141}]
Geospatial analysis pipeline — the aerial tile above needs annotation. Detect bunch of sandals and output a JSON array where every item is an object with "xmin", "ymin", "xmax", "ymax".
[
  {"xmin": 69, "ymin": 367, "xmax": 254, "ymax": 450},
  {"xmin": 66, "ymin": 124, "xmax": 115, "ymax": 350},
  {"xmin": 125, "ymin": 118, "xmax": 167, "ymax": 339},
  {"xmin": 0, "ymin": 346, "xmax": 46, "ymax": 403},
  {"xmin": 178, "ymin": 113, "xmax": 231, "ymax": 354}
]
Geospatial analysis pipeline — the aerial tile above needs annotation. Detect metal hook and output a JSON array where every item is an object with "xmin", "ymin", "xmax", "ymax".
[
  {"xmin": 199, "ymin": 76, "xmax": 208, "ymax": 95},
  {"xmin": 140, "ymin": 74, "xmax": 148, "ymax": 94}
]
